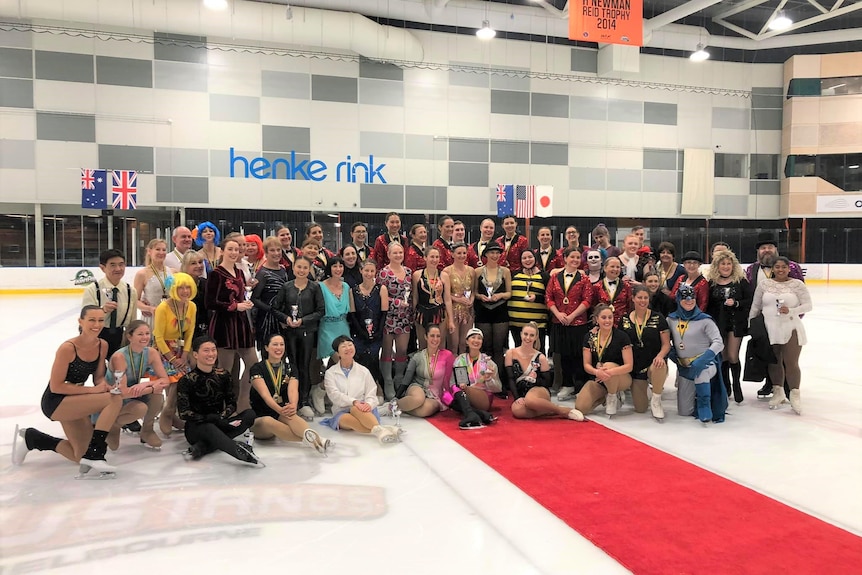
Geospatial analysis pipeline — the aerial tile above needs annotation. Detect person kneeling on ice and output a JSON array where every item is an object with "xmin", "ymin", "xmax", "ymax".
[
  {"xmin": 249, "ymin": 333, "xmax": 332, "ymax": 456},
  {"xmin": 102, "ymin": 320, "xmax": 170, "ymax": 450},
  {"xmin": 176, "ymin": 336, "xmax": 262, "ymax": 466},
  {"xmin": 507, "ymin": 322, "xmax": 582, "ymax": 421},
  {"xmin": 12, "ymin": 306, "xmax": 122, "ymax": 477},
  {"xmin": 321, "ymin": 335, "xmax": 401, "ymax": 444},
  {"xmin": 667, "ymin": 284, "xmax": 727, "ymax": 424}
]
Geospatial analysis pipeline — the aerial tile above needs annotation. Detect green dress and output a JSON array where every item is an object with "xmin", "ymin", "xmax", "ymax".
[{"xmin": 317, "ymin": 281, "xmax": 351, "ymax": 359}]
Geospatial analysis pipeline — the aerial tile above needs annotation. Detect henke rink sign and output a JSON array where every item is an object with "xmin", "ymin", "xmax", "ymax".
[{"xmin": 229, "ymin": 148, "xmax": 387, "ymax": 184}]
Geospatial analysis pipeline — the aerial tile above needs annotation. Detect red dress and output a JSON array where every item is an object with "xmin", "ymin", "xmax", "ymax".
[
  {"xmin": 496, "ymin": 234, "xmax": 529, "ymax": 273},
  {"xmin": 432, "ymin": 238, "xmax": 454, "ymax": 271},
  {"xmin": 592, "ymin": 278, "xmax": 632, "ymax": 327},
  {"xmin": 670, "ymin": 275, "xmax": 710, "ymax": 312},
  {"xmin": 205, "ymin": 265, "xmax": 255, "ymax": 350},
  {"xmin": 371, "ymin": 234, "xmax": 407, "ymax": 269},
  {"xmin": 403, "ymin": 242, "xmax": 427, "ymax": 272}
]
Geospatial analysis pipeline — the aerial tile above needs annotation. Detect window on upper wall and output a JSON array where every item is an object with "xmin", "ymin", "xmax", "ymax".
[
  {"xmin": 715, "ymin": 153, "xmax": 748, "ymax": 178},
  {"xmin": 750, "ymin": 154, "xmax": 779, "ymax": 179},
  {"xmin": 784, "ymin": 153, "xmax": 862, "ymax": 192},
  {"xmin": 787, "ymin": 75, "xmax": 862, "ymax": 98}
]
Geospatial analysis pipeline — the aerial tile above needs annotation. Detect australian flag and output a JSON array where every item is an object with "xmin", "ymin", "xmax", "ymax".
[
  {"xmin": 496, "ymin": 184, "xmax": 514, "ymax": 218},
  {"xmin": 81, "ymin": 169, "xmax": 107, "ymax": 209}
]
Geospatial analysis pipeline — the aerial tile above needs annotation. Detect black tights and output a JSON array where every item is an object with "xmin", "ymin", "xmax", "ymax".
[
  {"xmin": 184, "ymin": 409, "xmax": 255, "ymax": 460},
  {"xmin": 285, "ymin": 331, "xmax": 316, "ymax": 408},
  {"xmin": 476, "ymin": 321, "xmax": 508, "ymax": 375}
]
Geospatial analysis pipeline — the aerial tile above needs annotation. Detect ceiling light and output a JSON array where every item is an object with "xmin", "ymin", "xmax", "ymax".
[
  {"xmin": 849, "ymin": 165, "xmax": 860, "ymax": 169},
  {"xmin": 203, "ymin": 0, "xmax": 228, "ymax": 10},
  {"xmin": 690, "ymin": 43, "xmax": 710, "ymax": 62},
  {"xmin": 769, "ymin": 12, "xmax": 793, "ymax": 31},
  {"xmin": 476, "ymin": 20, "xmax": 496, "ymax": 40}
]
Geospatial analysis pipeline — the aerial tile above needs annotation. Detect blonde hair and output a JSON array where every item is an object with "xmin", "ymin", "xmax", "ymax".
[
  {"xmin": 169, "ymin": 272, "xmax": 198, "ymax": 301},
  {"xmin": 144, "ymin": 238, "xmax": 167, "ymax": 266},
  {"xmin": 181, "ymin": 250, "xmax": 203, "ymax": 273},
  {"xmin": 707, "ymin": 249, "xmax": 744, "ymax": 283},
  {"xmin": 262, "ymin": 236, "xmax": 281, "ymax": 253}
]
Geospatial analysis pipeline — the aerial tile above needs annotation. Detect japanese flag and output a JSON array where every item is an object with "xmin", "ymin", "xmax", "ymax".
[{"xmin": 535, "ymin": 185, "xmax": 554, "ymax": 217}]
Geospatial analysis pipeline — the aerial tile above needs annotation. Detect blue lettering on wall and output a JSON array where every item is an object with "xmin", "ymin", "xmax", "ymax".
[{"xmin": 229, "ymin": 148, "xmax": 386, "ymax": 183}]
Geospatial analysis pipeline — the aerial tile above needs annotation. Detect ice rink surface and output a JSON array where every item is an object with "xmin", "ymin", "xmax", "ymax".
[{"xmin": 1, "ymin": 285, "xmax": 860, "ymax": 575}]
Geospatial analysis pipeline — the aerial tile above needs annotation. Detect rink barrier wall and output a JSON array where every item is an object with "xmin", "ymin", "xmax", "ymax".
[{"xmin": 0, "ymin": 265, "xmax": 860, "ymax": 294}]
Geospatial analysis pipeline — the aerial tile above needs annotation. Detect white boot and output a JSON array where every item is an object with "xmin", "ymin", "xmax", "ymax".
[
  {"xmin": 789, "ymin": 389, "xmax": 801, "ymax": 415},
  {"xmin": 768, "ymin": 386, "xmax": 786, "ymax": 409},
  {"xmin": 371, "ymin": 425, "xmax": 397, "ymax": 445},
  {"xmin": 567, "ymin": 409, "xmax": 585, "ymax": 422},
  {"xmin": 650, "ymin": 393, "xmax": 665, "ymax": 421},
  {"xmin": 310, "ymin": 385, "xmax": 326, "ymax": 415},
  {"xmin": 606, "ymin": 393, "xmax": 618, "ymax": 417},
  {"xmin": 556, "ymin": 387, "xmax": 575, "ymax": 401}
]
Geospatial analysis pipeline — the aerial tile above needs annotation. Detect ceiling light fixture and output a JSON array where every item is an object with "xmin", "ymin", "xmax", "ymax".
[
  {"xmin": 769, "ymin": 11, "xmax": 793, "ymax": 31},
  {"xmin": 203, "ymin": 0, "xmax": 228, "ymax": 10},
  {"xmin": 477, "ymin": 20, "xmax": 496, "ymax": 40},
  {"xmin": 690, "ymin": 43, "xmax": 710, "ymax": 62}
]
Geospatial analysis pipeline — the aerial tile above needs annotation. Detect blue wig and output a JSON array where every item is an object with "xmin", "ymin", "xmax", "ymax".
[{"xmin": 194, "ymin": 221, "xmax": 221, "ymax": 248}]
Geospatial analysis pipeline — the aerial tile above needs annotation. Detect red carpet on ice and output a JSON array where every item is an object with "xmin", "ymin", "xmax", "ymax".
[{"xmin": 428, "ymin": 401, "xmax": 862, "ymax": 575}]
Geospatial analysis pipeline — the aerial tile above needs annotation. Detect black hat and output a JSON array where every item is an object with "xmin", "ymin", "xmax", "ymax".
[
  {"xmin": 682, "ymin": 250, "xmax": 703, "ymax": 263},
  {"xmin": 755, "ymin": 232, "xmax": 778, "ymax": 249},
  {"xmin": 482, "ymin": 243, "xmax": 504, "ymax": 253}
]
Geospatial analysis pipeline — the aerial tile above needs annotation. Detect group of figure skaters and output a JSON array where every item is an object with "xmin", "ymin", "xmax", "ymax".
[{"xmin": 11, "ymin": 213, "xmax": 812, "ymax": 475}]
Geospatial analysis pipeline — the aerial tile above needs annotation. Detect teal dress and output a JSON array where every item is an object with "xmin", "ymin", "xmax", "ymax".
[{"xmin": 317, "ymin": 281, "xmax": 351, "ymax": 359}]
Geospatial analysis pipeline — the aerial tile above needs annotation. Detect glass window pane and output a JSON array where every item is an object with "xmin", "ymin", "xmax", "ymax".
[
  {"xmin": 715, "ymin": 153, "xmax": 748, "ymax": 178},
  {"xmin": 0, "ymin": 215, "xmax": 33, "ymax": 267},
  {"xmin": 750, "ymin": 154, "xmax": 779, "ymax": 179},
  {"xmin": 82, "ymin": 215, "xmax": 103, "ymax": 266}
]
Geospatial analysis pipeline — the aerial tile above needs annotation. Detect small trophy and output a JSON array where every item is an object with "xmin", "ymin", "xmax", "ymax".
[
  {"xmin": 103, "ymin": 288, "xmax": 114, "ymax": 302},
  {"xmin": 403, "ymin": 288, "xmax": 411, "ymax": 306},
  {"xmin": 365, "ymin": 318, "xmax": 374, "ymax": 337},
  {"xmin": 290, "ymin": 304, "xmax": 299, "ymax": 321},
  {"xmin": 524, "ymin": 281, "xmax": 533, "ymax": 300},
  {"xmin": 723, "ymin": 287, "xmax": 732, "ymax": 299},
  {"xmin": 244, "ymin": 286, "xmax": 253, "ymax": 301},
  {"xmin": 111, "ymin": 370, "xmax": 124, "ymax": 395},
  {"xmin": 463, "ymin": 289, "xmax": 472, "ymax": 301},
  {"xmin": 776, "ymin": 298, "xmax": 785, "ymax": 316},
  {"xmin": 486, "ymin": 285, "xmax": 494, "ymax": 299}
]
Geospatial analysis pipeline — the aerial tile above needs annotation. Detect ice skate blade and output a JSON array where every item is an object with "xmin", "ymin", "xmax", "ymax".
[
  {"xmin": 140, "ymin": 441, "xmax": 162, "ymax": 451},
  {"xmin": 12, "ymin": 424, "xmax": 28, "ymax": 466},
  {"xmin": 653, "ymin": 416, "xmax": 665, "ymax": 423},
  {"xmin": 76, "ymin": 464, "xmax": 116, "ymax": 479}
]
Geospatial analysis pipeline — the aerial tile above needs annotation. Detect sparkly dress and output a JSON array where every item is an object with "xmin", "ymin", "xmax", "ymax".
[
  {"xmin": 378, "ymin": 265, "xmax": 413, "ymax": 335},
  {"xmin": 448, "ymin": 266, "xmax": 475, "ymax": 325},
  {"xmin": 141, "ymin": 268, "xmax": 172, "ymax": 329}
]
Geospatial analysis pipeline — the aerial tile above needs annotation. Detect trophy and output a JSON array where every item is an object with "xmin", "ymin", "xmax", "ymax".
[
  {"xmin": 244, "ymin": 286, "xmax": 253, "ymax": 301},
  {"xmin": 103, "ymin": 288, "xmax": 114, "ymax": 302},
  {"xmin": 365, "ymin": 318, "xmax": 374, "ymax": 337},
  {"xmin": 486, "ymin": 285, "xmax": 494, "ymax": 299},
  {"xmin": 290, "ymin": 304, "xmax": 299, "ymax": 321},
  {"xmin": 524, "ymin": 281, "xmax": 533, "ymax": 300},
  {"xmin": 776, "ymin": 298, "xmax": 785, "ymax": 316},
  {"xmin": 463, "ymin": 289, "xmax": 472, "ymax": 301},
  {"xmin": 403, "ymin": 287, "xmax": 411, "ymax": 305},
  {"xmin": 110, "ymin": 370, "xmax": 124, "ymax": 395}
]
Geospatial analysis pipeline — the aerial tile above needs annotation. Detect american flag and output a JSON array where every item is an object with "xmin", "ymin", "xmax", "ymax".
[
  {"xmin": 515, "ymin": 185, "xmax": 535, "ymax": 218},
  {"xmin": 81, "ymin": 169, "xmax": 108, "ymax": 209},
  {"xmin": 111, "ymin": 170, "xmax": 138, "ymax": 210}
]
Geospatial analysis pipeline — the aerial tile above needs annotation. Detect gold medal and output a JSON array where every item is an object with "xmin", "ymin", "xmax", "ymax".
[
  {"xmin": 609, "ymin": 304, "xmax": 615, "ymax": 312},
  {"xmin": 679, "ymin": 343, "xmax": 685, "ymax": 350},
  {"xmin": 563, "ymin": 297, "xmax": 569, "ymax": 305},
  {"xmin": 273, "ymin": 394, "xmax": 283, "ymax": 405}
]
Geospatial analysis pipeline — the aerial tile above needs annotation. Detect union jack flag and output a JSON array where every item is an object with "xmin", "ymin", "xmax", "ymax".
[
  {"xmin": 515, "ymin": 185, "xmax": 535, "ymax": 219},
  {"xmin": 111, "ymin": 170, "xmax": 138, "ymax": 210}
]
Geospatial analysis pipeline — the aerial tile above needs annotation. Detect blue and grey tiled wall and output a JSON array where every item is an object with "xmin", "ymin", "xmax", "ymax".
[{"xmin": 0, "ymin": 29, "xmax": 782, "ymax": 218}]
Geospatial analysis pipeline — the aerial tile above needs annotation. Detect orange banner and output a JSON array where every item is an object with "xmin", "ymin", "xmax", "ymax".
[{"xmin": 569, "ymin": 0, "xmax": 643, "ymax": 47}]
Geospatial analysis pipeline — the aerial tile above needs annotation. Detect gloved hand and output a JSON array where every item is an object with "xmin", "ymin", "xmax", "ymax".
[{"xmin": 689, "ymin": 350, "xmax": 716, "ymax": 379}]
